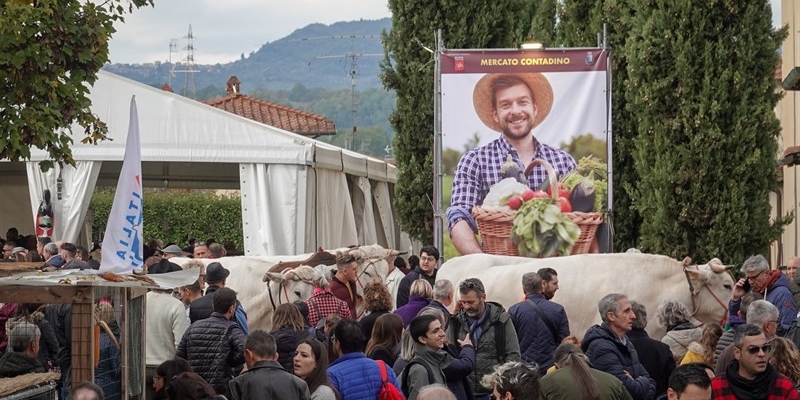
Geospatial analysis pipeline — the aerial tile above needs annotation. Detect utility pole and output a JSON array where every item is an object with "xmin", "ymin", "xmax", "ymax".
[
  {"xmin": 284, "ymin": 35, "xmax": 381, "ymax": 151},
  {"xmin": 171, "ymin": 24, "xmax": 197, "ymax": 99}
]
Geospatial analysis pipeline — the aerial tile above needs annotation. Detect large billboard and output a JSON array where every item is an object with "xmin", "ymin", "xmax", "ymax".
[{"xmin": 441, "ymin": 49, "xmax": 611, "ymax": 255}]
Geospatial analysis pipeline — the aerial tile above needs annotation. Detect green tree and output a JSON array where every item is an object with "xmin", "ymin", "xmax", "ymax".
[
  {"xmin": 0, "ymin": 0, "xmax": 153, "ymax": 171},
  {"xmin": 626, "ymin": 0, "xmax": 790, "ymax": 263},
  {"xmin": 557, "ymin": 0, "xmax": 640, "ymax": 251},
  {"xmin": 383, "ymin": 0, "xmax": 533, "ymax": 242},
  {"xmin": 442, "ymin": 148, "xmax": 462, "ymax": 176},
  {"xmin": 560, "ymin": 134, "xmax": 606, "ymax": 161}
]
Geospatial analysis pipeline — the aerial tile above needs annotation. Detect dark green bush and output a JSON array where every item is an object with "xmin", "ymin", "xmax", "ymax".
[{"xmin": 91, "ymin": 189, "xmax": 243, "ymax": 251}]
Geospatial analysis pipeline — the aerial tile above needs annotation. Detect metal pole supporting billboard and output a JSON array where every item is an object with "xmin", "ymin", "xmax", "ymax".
[{"xmin": 433, "ymin": 29, "xmax": 444, "ymax": 256}]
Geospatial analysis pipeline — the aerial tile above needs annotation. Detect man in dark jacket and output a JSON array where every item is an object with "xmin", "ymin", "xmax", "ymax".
[
  {"xmin": 226, "ymin": 330, "xmax": 310, "ymax": 400},
  {"xmin": 176, "ymin": 287, "xmax": 246, "ymax": 394},
  {"xmin": 508, "ymin": 272, "xmax": 569, "ymax": 371},
  {"xmin": 628, "ymin": 301, "xmax": 675, "ymax": 398},
  {"xmin": 729, "ymin": 255, "xmax": 795, "ymax": 330},
  {"xmin": 147, "ymin": 244, "xmax": 183, "ymax": 274},
  {"xmin": 397, "ymin": 245, "xmax": 439, "ymax": 308},
  {"xmin": 582, "ymin": 293, "xmax": 656, "ymax": 400},
  {"xmin": 419, "ymin": 279, "xmax": 454, "ymax": 329},
  {"xmin": 189, "ymin": 262, "xmax": 248, "ymax": 334},
  {"xmin": 0, "ymin": 322, "xmax": 45, "ymax": 377},
  {"xmin": 447, "ymin": 278, "xmax": 520, "ymax": 400}
]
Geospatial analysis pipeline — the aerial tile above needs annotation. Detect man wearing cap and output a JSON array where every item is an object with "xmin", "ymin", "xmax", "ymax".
[
  {"xmin": 147, "ymin": 244, "xmax": 184, "ymax": 275},
  {"xmin": 447, "ymin": 73, "xmax": 576, "ymax": 255},
  {"xmin": 189, "ymin": 262, "xmax": 249, "ymax": 334}
]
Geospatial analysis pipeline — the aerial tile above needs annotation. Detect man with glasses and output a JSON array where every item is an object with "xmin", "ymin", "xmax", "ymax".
[
  {"xmin": 397, "ymin": 246, "xmax": 440, "ymax": 308},
  {"xmin": 711, "ymin": 324, "xmax": 798, "ymax": 399},
  {"xmin": 715, "ymin": 300, "xmax": 779, "ymax": 377},
  {"xmin": 729, "ymin": 255, "xmax": 795, "ymax": 331},
  {"xmin": 447, "ymin": 278, "xmax": 520, "ymax": 400}
]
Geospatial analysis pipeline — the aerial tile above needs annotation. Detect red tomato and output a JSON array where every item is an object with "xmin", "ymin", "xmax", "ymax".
[
  {"xmin": 531, "ymin": 190, "xmax": 548, "ymax": 199},
  {"xmin": 557, "ymin": 196, "xmax": 572, "ymax": 213},
  {"xmin": 522, "ymin": 189, "xmax": 535, "ymax": 201},
  {"xmin": 508, "ymin": 196, "xmax": 523, "ymax": 210},
  {"xmin": 558, "ymin": 185, "xmax": 570, "ymax": 199}
]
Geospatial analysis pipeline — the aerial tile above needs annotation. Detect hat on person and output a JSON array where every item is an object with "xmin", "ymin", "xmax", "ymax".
[
  {"xmin": 162, "ymin": 244, "xmax": 187, "ymax": 256},
  {"xmin": 11, "ymin": 247, "xmax": 27, "ymax": 256},
  {"xmin": 205, "ymin": 262, "xmax": 230, "ymax": 283},
  {"xmin": 472, "ymin": 73, "xmax": 554, "ymax": 132}
]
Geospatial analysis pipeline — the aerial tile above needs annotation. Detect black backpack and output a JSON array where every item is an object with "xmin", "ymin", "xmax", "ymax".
[{"xmin": 400, "ymin": 360, "xmax": 435, "ymax": 398}]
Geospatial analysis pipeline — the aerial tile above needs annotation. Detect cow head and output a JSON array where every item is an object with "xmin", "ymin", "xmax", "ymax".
[
  {"xmin": 261, "ymin": 265, "xmax": 320, "ymax": 308},
  {"xmin": 348, "ymin": 245, "xmax": 402, "ymax": 285},
  {"xmin": 683, "ymin": 258, "xmax": 735, "ymax": 326}
]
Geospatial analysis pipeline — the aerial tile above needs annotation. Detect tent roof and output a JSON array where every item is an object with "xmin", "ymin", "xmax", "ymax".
[{"xmin": 25, "ymin": 70, "xmax": 396, "ymax": 181}]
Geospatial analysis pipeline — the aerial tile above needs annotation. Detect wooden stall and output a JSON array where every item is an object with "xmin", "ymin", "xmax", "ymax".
[{"xmin": 0, "ymin": 265, "xmax": 152, "ymax": 399}]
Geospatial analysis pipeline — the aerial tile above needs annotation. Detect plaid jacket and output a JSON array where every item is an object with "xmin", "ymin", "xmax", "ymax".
[
  {"xmin": 306, "ymin": 290, "xmax": 351, "ymax": 328},
  {"xmin": 711, "ymin": 373, "xmax": 800, "ymax": 400}
]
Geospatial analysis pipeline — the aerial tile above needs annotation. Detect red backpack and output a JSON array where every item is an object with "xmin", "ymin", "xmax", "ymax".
[{"xmin": 377, "ymin": 360, "xmax": 405, "ymax": 400}]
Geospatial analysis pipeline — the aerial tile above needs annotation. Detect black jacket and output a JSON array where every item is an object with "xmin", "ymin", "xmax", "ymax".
[
  {"xmin": 148, "ymin": 258, "xmax": 182, "ymax": 275},
  {"xmin": 226, "ymin": 360, "xmax": 310, "ymax": 400},
  {"xmin": 582, "ymin": 324, "xmax": 656, "ymax": 400},
  {"xmin": 270, "ymin": 326, "xmax": 321, "ymax": 372},
  {"xmin": 396, "ymin": 267, "xmax": 437, "ymax": 308},
  {"xmin": 176, "ymin": 312, "xmax": 246, "ymax": 394},
  {"xmin": 627, "ymin": 328, "xmax": 676, "ymax": 398},
  {"xmin": 0, "ymin": 352, "xmax": 45, "ymax": 377}
]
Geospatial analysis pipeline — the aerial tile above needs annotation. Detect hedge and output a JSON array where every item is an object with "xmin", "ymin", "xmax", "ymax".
[{"xmin": 91, "ymin": 189, "xmax": 244, "ymax": 251}]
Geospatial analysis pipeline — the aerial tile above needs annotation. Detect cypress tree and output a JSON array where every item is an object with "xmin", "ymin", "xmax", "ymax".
[
  {"xmin": 382, "ymin": 0, "xmax": 538, "ymax": 243},
  {"xmin": 556, "ymin": 0, "xmax": 641, "ymax": 251},
  {"xmin": 626, "ymin": 0, "xmax": 789, "ymax": 262}
]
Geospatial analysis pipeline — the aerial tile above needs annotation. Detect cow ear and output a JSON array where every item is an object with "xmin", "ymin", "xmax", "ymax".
[
  {"xmin": 682, "ymin": 257, "xmax": 693, "ymax": 267},
  {"xmin": 262, "ymin": 272, "xmax": 283, "ymax": 283}
]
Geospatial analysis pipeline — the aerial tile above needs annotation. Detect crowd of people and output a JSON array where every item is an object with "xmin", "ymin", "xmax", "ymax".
[{"xmin": 6, "ymin": 227, "xmax": 800, "ymax": 400}]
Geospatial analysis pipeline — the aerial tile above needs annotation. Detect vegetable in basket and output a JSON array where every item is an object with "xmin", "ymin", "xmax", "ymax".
[{"xmin": 511, "ymin": 198, "xmax": 580, "ymax": 258}]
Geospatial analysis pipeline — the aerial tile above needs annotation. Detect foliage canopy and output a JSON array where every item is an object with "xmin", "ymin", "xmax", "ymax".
[{"xmin": 0, "ymin": 0, "xmax": 153, "ymax": 171}]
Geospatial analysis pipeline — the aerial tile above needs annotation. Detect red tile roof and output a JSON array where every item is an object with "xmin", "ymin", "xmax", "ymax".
[{"xmin": 203, "ymin": 76, "xmax": 336, "ymax": 138}]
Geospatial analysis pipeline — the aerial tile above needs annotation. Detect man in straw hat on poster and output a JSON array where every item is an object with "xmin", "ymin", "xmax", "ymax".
[{"xmin": 447, "ymin": 73, "xmax": 576, "ymax": 254}]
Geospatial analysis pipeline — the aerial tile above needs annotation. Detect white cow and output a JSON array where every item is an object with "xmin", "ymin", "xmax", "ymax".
[
  {"xmin": 438, "ymin": 253, "xmax": 734, "ymax": 340},
  {"xmin": 171, "ymin": 244, "xmax": 400, "ymax": 331}
]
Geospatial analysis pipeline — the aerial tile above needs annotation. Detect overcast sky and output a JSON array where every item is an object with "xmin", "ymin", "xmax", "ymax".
[{"xmin": 108, "ymin": 0, "xmax": 782, "ymax": 65}]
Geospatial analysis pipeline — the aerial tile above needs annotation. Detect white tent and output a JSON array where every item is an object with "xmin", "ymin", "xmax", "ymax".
[{"xmin": 0, "ymin": 71, "xmax": 412, "ymax": 255}]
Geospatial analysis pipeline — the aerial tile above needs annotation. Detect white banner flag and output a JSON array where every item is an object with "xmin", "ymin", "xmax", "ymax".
[{"xmin": 100, "ymin": 96, "xmax": 144, "ymax": 273}]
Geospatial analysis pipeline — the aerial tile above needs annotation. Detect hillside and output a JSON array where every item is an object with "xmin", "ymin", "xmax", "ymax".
[{"xmin": 103, "ymin": 18, "xmax": 391, "ymax": 92}]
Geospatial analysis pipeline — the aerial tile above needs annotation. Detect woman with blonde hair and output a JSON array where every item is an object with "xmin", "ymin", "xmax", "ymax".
[
  {"xmin": 393, "ymin": 279, "xmax": 433, "ymax": 327},
  {"xmin": 769, "ymin": 337, "xmax": 800, "ymax": 390},
  {"xmin": 680, "ymin": 323, "xmax": 723, "ymax": 368},
  {"xmin": 540, "ymin": 343, "xmax": 632, "ymax": 400}
]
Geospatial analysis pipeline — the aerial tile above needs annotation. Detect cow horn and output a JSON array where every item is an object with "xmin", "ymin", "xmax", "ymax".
[
  {"xmin": 682, "ymin": 256, "xmax": 693, "ymax": 267},
  {"xmin": 708, "ymin": 258, "xmax": 726, "ymax": 273},
  {"xmin": 262, "ymin": 272, "xmax": 282, "ymax": 283}
]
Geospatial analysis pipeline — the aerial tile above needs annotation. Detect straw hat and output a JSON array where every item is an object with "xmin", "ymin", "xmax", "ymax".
[{"xmin": 472, "ymin": 73, "xmax": 554, "ymax": 132}]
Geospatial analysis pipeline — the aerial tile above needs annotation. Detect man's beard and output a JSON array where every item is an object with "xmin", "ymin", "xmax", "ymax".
[{"xmin": 501, "ymin": 125, "xmax": 532, "ymax": 141}]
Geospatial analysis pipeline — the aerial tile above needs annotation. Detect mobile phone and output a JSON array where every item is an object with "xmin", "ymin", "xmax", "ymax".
[{"xmin": 742, "ymin": 279, "xmax": 751, "ymax": 292}]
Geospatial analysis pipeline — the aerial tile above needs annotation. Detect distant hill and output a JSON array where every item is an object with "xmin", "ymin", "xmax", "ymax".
[{"xmin": 104, "ymin": 18, "xmax": 391, "ymax": 93}]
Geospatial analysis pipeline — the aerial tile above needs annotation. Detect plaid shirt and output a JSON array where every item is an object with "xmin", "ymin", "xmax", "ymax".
[
  {"xmin": 447, "ymin": 136, "xmax": 576, "ymax": 230},
  {"xmin": 306, "ymin": 290, "xmax": 351, "ymax": 328},
  {"xmin": 711, "ymin": 373, "xmax": 800, "ymax": 400}
]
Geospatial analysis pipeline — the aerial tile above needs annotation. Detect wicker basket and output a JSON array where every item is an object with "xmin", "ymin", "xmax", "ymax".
[{"xmin": 473, "ymin": 159, "xmax": 604, "ymax": 256}]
